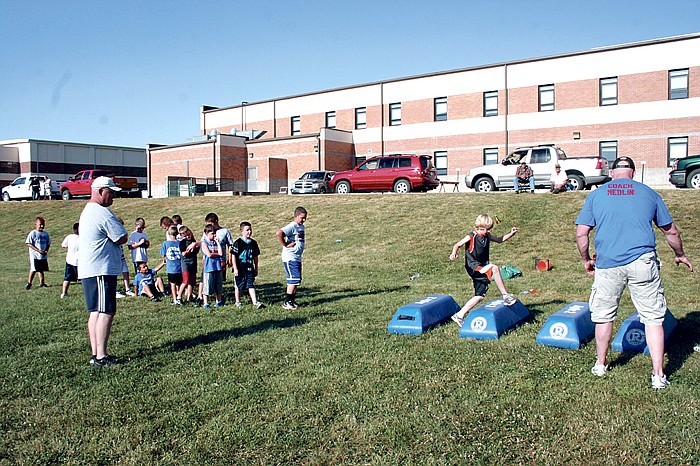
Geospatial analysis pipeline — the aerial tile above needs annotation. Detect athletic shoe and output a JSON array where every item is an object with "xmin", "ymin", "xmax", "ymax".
[
  {"xmin": 115, "ymin": 291, "xmax": 126, "ymax": 298},
  {"xmin": 40, "ymin": 283, "xmax": 49, "ymax": 288},
  {"xmin": 150, "ymin": 296, "xmax": 160, "ymax": 302},
  {"xmin": 89, "ymin": 355, "xmax": 96, "ymax": 366},
  {"xmin": 60, "ymin": 293, "xmax": 66, "ymax": 299},
  {"xmin": 651, "ymin": 374, "xmax": 670, "ymax": 390},
  {"xmin": 503, "ymin": 294, "xmax": 517, "ymax": 306},
  {"xmin": 125, "ymin": 290, "xmax": 135, "ymax": 297},
  {"xmin": 93, "ymin": 355, "xmax": 117, "ymax": 367},
  {"xmin": 693, "ymin": 344, "xmax": 700, "ymax": 353},
  {"xmin": 175, "ymin": 299, "xmax": 182, "ymax": 306},
  {"xmin": 25, "ymin": 283, "xmax": 32, "ymax": 290},
  {"xmin": 235, "ymin": 302, "xmax": 243, "ymax": 308},
  {"xmin": 202, "ymin": 303, "xmax": 211, "ymax": 310},
  {"xmin": 254, "ymin": 302, "xmax": 265, "ymax": 309},
  {"xmin": 530, "ymin": 190, "xmax": 535, "ymax": 194},
  {"xmin": 282, "ymin": 301, "xmax": 298, "ymax": 310},
  {"xmin": 214, "ymin": 301, "xmax": 224, "ymax": 308},
  {"xmin": 451, "ymin": 314, "xmax": 465, "ymax": 327},
  {"xmin": 591, "ymin": 363, "xmax": 608, "ymax": 377}
]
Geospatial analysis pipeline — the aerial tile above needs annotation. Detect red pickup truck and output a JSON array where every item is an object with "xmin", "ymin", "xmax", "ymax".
[{"xmin": 60, "ymin": 169, "xmax": 140, "ymax": 200}]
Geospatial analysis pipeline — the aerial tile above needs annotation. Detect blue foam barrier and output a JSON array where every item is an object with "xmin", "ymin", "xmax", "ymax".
[
  {"xmin": 611, "ymin": 309, "xmax": 677, "ymax": 354},
  {"xmin": 387, "ymin": 294, "xmax": 461, "ymax": 335},
  {"xmin": 536, "ymin": 302, "xmax": 595, "ymax": 350},
  {"xmin": 459, "ymin": 297, "xmax": 529, "ymax": 340}
]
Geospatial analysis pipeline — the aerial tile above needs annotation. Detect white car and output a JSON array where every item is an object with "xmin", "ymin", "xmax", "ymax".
[{"xmin": 2, "ymin": 176, "xmax": 59, "ymax": 201}]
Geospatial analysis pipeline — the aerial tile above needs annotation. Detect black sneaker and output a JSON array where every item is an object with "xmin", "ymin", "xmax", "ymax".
[
  {"xmin": 151, "ymin": 296, "xmax": 161, "ymax": 302},
  {"xmin": 40, "ymin": 283, "xmax": 49, "ymax": 288},
  {"xmin": 25, "ymin": 282, "xmax": 32, "ymax": 290},
  {"xmin": 93, "ymin": 355, "xmax": 117, "ymax": 367}
]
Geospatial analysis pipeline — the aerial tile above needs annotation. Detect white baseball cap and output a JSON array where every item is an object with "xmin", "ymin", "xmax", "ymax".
[{"xmin": 92, "ymin": 176, "xmax": 122, "ymax": 191}]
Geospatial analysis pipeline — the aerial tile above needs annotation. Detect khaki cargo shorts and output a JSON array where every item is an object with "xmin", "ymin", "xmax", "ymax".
[{"xmin": 589, "ymin": 251, "xmax": 666, "ymax": 325}]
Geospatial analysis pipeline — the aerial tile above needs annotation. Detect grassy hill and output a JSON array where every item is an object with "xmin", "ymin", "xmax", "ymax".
[{"xmin": 1, "ymin": 190, "xmax": 698, "ymax": 465}]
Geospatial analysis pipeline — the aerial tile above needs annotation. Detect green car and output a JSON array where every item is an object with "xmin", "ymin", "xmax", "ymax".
[{"xmin": 669, "ymin": 155, "xmax": 700, "ymax": 189}]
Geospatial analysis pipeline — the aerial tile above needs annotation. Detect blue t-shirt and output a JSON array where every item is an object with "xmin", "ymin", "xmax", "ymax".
[
  {"xmin": 160, "ymin": 240, "xmax": 183, "ymax": 274},
  {"xmin": 202, "ymin": 239, "xmax": 222, "ymax": 273},
  {"xmin": 134, "ymin": 269, "xmax": 156, "ymax": 294},
  {"xmin": 575, "ymin": 179, "xmax": 673, "ymax": 268}
]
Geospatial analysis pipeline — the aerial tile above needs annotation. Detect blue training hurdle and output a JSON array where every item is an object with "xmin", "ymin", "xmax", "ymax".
[
  {"xmin": 536, "ymin": 302, "xmax": 595, "ymax": 350},
  {"xmin": 387, "ymin": 294, "xmax": 461, "ymax": 335},
  {"xmin": 459, "ymin": 297, "xmax": 529, "ymax": 340},
  {"xmin": 611, "ymin": 309, "xmax": 678, "ymax": 354}
]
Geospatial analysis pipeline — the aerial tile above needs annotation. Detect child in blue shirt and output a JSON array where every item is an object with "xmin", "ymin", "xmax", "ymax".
[
  {"xmin": 201, "ymin": 224, "xmax": 223, "ymax": 309},
  {"xmin": 133, "ymin": 261, "xmax": 166, "ymax": 302},
  {"xmin": 160, "ymin": 225, "xmax": 184, "ymax": 305}
]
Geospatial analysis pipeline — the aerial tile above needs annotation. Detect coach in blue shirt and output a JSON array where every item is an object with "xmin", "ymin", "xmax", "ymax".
[{"xmin": 575, "ymin": 156, "xmax": 693, "ymax": 390}]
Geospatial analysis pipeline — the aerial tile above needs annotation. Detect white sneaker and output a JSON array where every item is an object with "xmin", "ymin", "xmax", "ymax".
[
  {"xmin": 503, "ymin": 294, "xmax": 517, "ymax": 306},
  {"xmin": 254, "ymin": 301, "xmax": 265, "ymax": 309},
  {"xmin": 591, "ymin": 363, "xmax": 608, "ymax": 377},
  {"xmin": 451, "ymin": 314, "xmax": 465, "ymax": 327},
  {"xmin": 125, "ymin": 290, "xmax": 135, "ymax": 297},
  {"xmin": 235, "ymin": 302, "xmax": 243, "ymax": 308},
  {"xmin": 651, "ymin": 374, "xmax": 670, "ymax": 390},
  {"xmin": 693, "ymin": 344, "xmax": 700, "ymax": 353},
  {"xmin": 60, "ymin": 293, "xmax": 66, "ymax": 299},
  {"xmin": 115, "ymin": 291, "xmax": 126, "ymax": 298}
]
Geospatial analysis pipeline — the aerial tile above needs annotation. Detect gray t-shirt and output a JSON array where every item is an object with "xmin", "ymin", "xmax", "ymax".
[
  {"xmin": 280, "ymin": 221, "xmax": 305, "ymax": 262},
  {"xmin": 78, "ymin": 202, "xmax": 128, "ymax": 278}
]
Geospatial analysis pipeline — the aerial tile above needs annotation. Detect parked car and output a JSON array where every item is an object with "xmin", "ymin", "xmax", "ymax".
[
  {"xmin": 2, "ymin": 175, "xmax": 59, "ymax": 201},
  {"xmin": 60, "ymin": 169, "xmax": 140, "ymax": 200},
  {"xmin": 328, "ymin": 155, "xmax": 439, "ymax": 194},
  {"xmin": 669, "ymin": 154, "xmax": 700, "ymax": 189},
  {"xmin": 465, "ymin": 145, "xmax": 610, "ymax": 192},
  {"xmin": 291, "ymin": 171, "xmax": 335, "ymax": 194}
]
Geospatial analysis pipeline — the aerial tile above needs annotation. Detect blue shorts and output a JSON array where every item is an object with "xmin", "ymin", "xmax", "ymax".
[
  {"xmin": 235, "ymin": 269, "xmax": 256, "ymax": 292},
  {"xmin": 64, "ymin": 263, "xmax": 78, "ymax": 282},
  {"xmin": 284, "ymin": 261, "xmax": 302, "ymax": 286},
  {"xmin": 82, "ymin": 275, "xmax": 118, "ymax": 314}
]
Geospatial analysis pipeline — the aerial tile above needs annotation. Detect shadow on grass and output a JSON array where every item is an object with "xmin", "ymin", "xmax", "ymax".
[
  {"xmin": 160, "ymin": 316, "xmax": 308, "ymax": 353},
  {"xmin": 521, "ymin": 298, "xmax": 567, "ymax": 323},
  {"xmin": 254, "ymin": 282, "xmax": 411, "ymax": 306},
  {"xmin": 666, "ymin": 310, "xmax": 700, "ymax": 377}
]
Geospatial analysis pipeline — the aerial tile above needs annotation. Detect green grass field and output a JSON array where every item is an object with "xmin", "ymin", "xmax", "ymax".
[{"xmin": 1, "ymin": 190, "xmax": 699, "ymax": 465}]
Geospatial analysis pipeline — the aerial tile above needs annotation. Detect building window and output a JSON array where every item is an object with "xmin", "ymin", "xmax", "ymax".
[
  {"xmin": 434, "ymin": 97, "xmax": 447, "ymax": 121},
  {"xmin": 599, "ymin": 141, "xmax": 618, "ymax": 163},
  {"xmin": 389, "ymin": 103, "xmax": 401, "ymax": 126},
  {"xmin": 434, "ymin": 151, "xmax": 447, "ymax": 175},
  {"xmin": 483, "ymin": 91, "xmax": 498, "ymax": 116},
  {"xmin": 600, "ymin": 77, "xmax": 618, "ymax": 106},
  {"xmin": 539, "ymin": 84, "xmax": 555, "ymax": 112},
  {"xmin": 0, "ymin": 161, "xmax": 20, "ymax": 174},
  {"xmin": 669, "ymin": 69, "xmax": 689, "ymax": 99},
  {"xmin": 483, "ymin": 147, "xmax": 499, "ymax": 165},
  {"xmin": 291, "ymin": 116, "xmax": 300, "ymax": 135},
  {"xmin": 355, "ymin": 107, "xmax": 366, "ymax": 129},
  {"xmin": 668, "ymin": 137, "xmax": 688, "ymax": 167},
  {"xmin": 325, "ymin": 111, "xmax": 336, "ymax": 129}
]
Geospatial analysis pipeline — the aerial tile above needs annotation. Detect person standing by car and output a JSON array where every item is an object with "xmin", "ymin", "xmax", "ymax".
[
  {"xmin": 513, "ymin": 161, "xmax": 535, "ymax": 193},
  {"xmin": 575, "ymin": 156, "xmax": 693, "ymax": 389},
  {"xmin": 30, "ymin": 176, "xmax": 41, "ymax": 200},
  {"xmin": 78, "ymin": 176, "xmax": 128, "ymax": 366}
]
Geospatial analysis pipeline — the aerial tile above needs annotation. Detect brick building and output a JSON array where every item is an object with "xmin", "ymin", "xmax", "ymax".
[{"xmin": 148, "ymin": 33, "xmax": 699, "ymax": 196}]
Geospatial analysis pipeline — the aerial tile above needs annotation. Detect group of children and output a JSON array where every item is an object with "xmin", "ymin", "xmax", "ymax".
[
  {"xmin": 26, "ymin": 206, "xmax": 517, "ymax": 326},
  {"xmin": 24, "ymin": 207, "xmax": 310, "ymax": 312}
]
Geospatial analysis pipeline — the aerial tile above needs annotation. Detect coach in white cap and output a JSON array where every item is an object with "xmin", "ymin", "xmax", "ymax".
[{"xmin": 78, "ymin": 176, "xmax": 128, "ymax": 367}]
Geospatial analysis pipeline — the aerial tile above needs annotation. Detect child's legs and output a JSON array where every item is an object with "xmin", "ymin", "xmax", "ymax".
[
  {"xmin": 170, "ymin": 283, "xmax": 178, "ymax": 300},
  {"xmin": 479, "ymin": 264, "xmax": 508, "ymax": 296},
  {"xmin": 283, "ymin": 261, "xmax": 302, "ymax": 297},
  {"xmin": 249, "ymin": 287, "xmax": 258, "ymax": 303},
  {"xmin": 141, "ymin": 285, "xmax": 155, "ymax": 298},
  {"xmin": 456, "ymin": 295, "xmax": 484, "ymax": 318},
  {"xmin": 37, "ymin": 271, "xmax": 45, "ymax": 285},
  {"xmin": 27, "ymin": 270, "xmax": 36, "ymax": 284},
  {"xmin": 155, "ymin": 277, "xmax": 165, "ymax": 293},
  {"xmin": 122, "ymin": 271, "xmax": 130, "ymax": 290},
  {"xmin": 456, "ymin": 274, "xmax": 489, "ymax": 318},
  {"xmin": 62, "ymin": 281, "xmax": 71, "ymax": 294}
]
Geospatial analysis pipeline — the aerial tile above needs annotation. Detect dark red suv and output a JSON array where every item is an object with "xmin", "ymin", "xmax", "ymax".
[{"xmin": 328, "ymin": 155, "xmax": 439, "ymax": 193}]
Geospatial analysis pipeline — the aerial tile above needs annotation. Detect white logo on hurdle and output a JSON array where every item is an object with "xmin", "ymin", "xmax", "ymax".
[
  {"xmin": 470, "ymin": 317, "xmax": 488, "ymax": 332},
  {"xmin": 562, "ymin": 304, "xmax": 586, "ymax": 315},
  {"xmin": 414, "ymin": 296, "xmax": 438, "ymax": 305},
  {"xmin": 549, "ymin": 323, "xmax": 569, "ymax": 339},
  {"xmin": 625, "ymin": 328, "xmax": 646, "ymax": 346}
]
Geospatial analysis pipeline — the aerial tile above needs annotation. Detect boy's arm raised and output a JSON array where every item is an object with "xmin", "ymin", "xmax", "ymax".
[{"xmin": 450, "ymin": 234, "xmax": 471, "ymax": 261}]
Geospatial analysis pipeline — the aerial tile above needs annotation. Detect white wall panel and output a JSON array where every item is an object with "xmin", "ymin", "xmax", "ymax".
[
  {"xmin": 383, "ymin": 67, "xmax": 505, "ymax": 102},
  {"xmin": 508, "ymin": 38, "xmax": 700, "ymax": 87}
]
